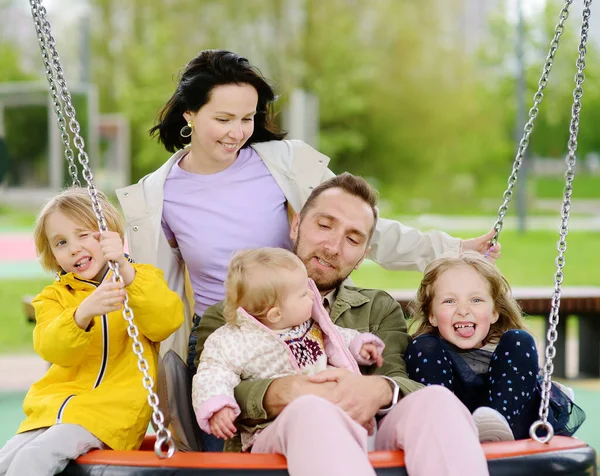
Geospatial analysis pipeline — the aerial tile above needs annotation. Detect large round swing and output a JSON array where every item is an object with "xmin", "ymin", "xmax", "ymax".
[{"xmin": 26, "ymin": 0, "xmax": 597, "ymax": 473}]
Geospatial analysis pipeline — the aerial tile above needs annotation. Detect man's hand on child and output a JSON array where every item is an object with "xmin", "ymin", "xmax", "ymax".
[
  {"xmin": 74, "ymin": 281, "xmax": 126, "ymax": 329},
  {"xmin": 94, "ymin": 231, "xmax": 136, "ymax": 286},
  {"xmin": 309, "ymin": 369, "xmax": 391, "ymax": 434},
  {"xmin": 209, "ymin": 407, "xmax": 237, "ymax": 440},
  {"xmin": 360, "ymin": 343, "xmax": 383, "ymax": 367}
]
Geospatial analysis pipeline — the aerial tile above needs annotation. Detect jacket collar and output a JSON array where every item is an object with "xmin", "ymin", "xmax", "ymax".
[
  {"xmin": 116, "ymin": 148, "xmax": 187, "ymax": 214},
  {"xmin": 56, "ymin": 265, "xmax": 113, "ymax": 291},
  {"xmin": 140, "ymin": 148, "xmax": 188, "ymax": 211},
  {"xmin": 330, "ymin": 285, "xmax": 370, "ymax": 324},
  {"xmin": 253, "ymin": 140, "xmax": 330, "ymax": 213}
]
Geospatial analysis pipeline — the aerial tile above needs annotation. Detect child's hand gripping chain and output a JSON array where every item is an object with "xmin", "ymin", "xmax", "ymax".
[
  {"xmin": 74, "ymin": 231, "xmax": 134, "ymax": 329},
  {"xmin": 96, "ymin": 231, "xmax": 136, "ymax": 286}
]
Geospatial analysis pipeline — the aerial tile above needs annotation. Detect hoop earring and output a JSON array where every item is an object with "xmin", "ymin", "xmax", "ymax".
[{"xmin": 180, "ymin": 120, "xmax": 194, "ymax": 138}]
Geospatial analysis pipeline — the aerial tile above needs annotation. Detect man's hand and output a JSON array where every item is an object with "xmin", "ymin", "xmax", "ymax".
[
  {"xmin": 461, "ymin": 228, "xmax": 502, "ymax": 262},
  {"xmin": 74, "ymin": 280, "xmax": 126, "ymax": 329},
  {"xmin": 308, "ymin": 368, "xmax": 393, "ymax": 430},
  {"xmin": 263, "ymin": 375, "xmax": 338, "ymax": 419},
  {"xmin": 209, "ymin": 407, "xmax": 238, "ymax": 440}
]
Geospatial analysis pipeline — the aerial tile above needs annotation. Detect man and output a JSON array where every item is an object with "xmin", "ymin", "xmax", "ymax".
[{"xmin": 195, "ymin": 173, "xmax": 489, "ymax": 476}]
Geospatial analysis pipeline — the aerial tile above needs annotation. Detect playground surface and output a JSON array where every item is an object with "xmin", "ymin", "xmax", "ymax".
[{"xmin": 0, "ymin": 232, "xmax": 46, "ymax": 279}]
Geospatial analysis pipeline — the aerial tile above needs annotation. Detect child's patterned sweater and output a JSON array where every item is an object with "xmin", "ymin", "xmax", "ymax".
[{"xmin": 192, "ymin": 279, "xmax": 384, "ymax": 450}]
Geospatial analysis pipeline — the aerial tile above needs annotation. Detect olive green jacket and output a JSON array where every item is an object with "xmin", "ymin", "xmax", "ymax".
[{"xmin": 195, "ymin": 284, "xmax": 423, "ymax": 452}]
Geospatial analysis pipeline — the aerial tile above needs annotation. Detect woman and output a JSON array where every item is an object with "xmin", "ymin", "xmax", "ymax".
[{"xmin": 115, "ymin": 50, "xmax": 498, "ymax": 447}]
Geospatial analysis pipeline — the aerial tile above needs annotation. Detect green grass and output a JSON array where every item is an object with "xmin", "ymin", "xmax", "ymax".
[
  {"xmin": 0, "ymin": 205, "xmax": 37, "ymax": 230},
  {"xmin": 535, "ymin": 175, "xmax": 600, "ymax": 200},
  {"xmin": 353, "ymin": 230, "xmax": 600, "ymax": 289},
  {"xmin": 0, "ymin": 278, "xmax": 50, "ymax": 354},
  {"xmin": 378, "ymin": 171, "xmax": 600, "ymax": 215}
]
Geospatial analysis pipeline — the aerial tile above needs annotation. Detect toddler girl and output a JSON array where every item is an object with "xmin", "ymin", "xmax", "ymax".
[
  {"xmin": 406, "ymin": 252, "xmax": 585, "ymax": 442},
  {"xmin": 0, "ymin": 188, "xmax": 184, "ymax": 476},
  {"xmin": 192, "ymin": 247, "xmax": 384, "ymax": 447}
]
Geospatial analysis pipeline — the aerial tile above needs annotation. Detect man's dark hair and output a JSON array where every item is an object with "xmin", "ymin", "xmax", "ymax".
[{"xmin": 300, "ymin": 172, "xmax": 379, "ymax": 241}]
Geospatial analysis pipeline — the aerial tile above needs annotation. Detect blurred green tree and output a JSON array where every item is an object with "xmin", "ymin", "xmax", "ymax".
[
  {"xmin": 86, "ymin": 0, "xmax": 598, "ymax": 212},
  {"xmin": 528, "ymin": 0, "xmax": 600, "ymax": 160},
  {"xmin": 474, "ymin": 0, "xmax": 600, "ymax": 209},
  {"xmin": 0, "ymin": 42, "xmax": 32, "ymax": 83},
  {"xmin": 0, "ymin": 43, "xmax": 47, "ymax": 186}
]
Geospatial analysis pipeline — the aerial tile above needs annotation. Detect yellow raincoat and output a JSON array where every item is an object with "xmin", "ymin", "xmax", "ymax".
[{"xmin": 18, "ymin": 263, "xmax": 184, "ymax": 451}]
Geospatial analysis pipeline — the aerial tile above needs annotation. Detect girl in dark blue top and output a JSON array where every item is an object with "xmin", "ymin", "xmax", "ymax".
[{"xmin": 406, "ymin": 253, "xmax": 584, "ymax": 441}]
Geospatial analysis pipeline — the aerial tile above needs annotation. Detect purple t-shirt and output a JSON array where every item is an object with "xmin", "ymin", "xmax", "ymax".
[{"xmin": 161, "ymin": 147, "xmax": 292, "ymax": 316}]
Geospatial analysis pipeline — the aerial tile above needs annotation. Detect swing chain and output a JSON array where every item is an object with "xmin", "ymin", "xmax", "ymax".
[
  {"xmin": 28, "ymin": 0, "xmax": 175, "ymax": 459},
  {"xmin": 492, "ymin": 0, "xmax": 573, "ymax": 244},
  {"xmin": 29, "ymin": 0, "xmax": 79, "ymax": 187},
  {"xmin": 530, "ymin": 0, "xmax": 591, "ymax": 444},
  {"xmin": 32, "ymin": 1, "xmax": 97, "ymax": 189}
]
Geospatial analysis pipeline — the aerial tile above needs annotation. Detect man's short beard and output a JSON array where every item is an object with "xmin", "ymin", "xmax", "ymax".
[
  {"xmin": 293, "ymin": 228, "xmax": 352, "ymax": 293},
  {"xmin": 311, "ymin": 273, "xmax": 348, "ymax": 294}
]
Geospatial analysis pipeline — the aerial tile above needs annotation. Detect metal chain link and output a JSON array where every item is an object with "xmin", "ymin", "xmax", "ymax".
[
  {"xmin": 28, "ymin": 0, "xmax": 175, "ymax": 459},
  {"xmin": 38, "ymin": 5, "xmax": 89, "ymax": 182},
  {"xmin": 530, "ymin": 0, "xmax": 591, "ymax": 444},
  {"xmin": 29, "ymin": 0, "xmax": 79, "ymax": 186},
  {"xmin": 492, "ymin": 0, "xmax": 573, "ymax": 244}
]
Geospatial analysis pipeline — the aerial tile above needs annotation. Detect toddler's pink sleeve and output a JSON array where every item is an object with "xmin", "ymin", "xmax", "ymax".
[{"xmin": 349, "ymin": 333, "xmax": 385, "ymax": 366}]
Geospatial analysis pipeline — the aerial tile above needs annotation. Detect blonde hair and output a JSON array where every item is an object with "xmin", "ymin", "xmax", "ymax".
[
  {"xmin": 34, "ymin": 187, "xmax": 125, "ymax": 273},
  {"xmin": 410, "ymin": 252, "xmax": 524, "ymax": 345},
  {"xmin": 224, "ymin": 248, "xmax": 305, "ymax": 325}
]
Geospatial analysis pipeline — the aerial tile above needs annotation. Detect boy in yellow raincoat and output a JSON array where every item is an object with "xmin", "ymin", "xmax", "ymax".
[{"xmin": 0, "ymin": 188, "xmax": 184, "ymax": 476}]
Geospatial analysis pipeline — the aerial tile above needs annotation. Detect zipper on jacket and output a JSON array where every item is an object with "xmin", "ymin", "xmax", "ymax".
[
  {"xmin": 75, "ymin": 267, "xmax": 111, "ymax": 389},
  {"xmin": 92, "ymin": 314, "xmax": 109, "ymax": 388},
  {"xmin": 56, "ymin": 395, "xmax": 75, "ymax": 423},
  {"xmin": 72, "ymin": 264, "xmax": 110, "ymax": 287}
]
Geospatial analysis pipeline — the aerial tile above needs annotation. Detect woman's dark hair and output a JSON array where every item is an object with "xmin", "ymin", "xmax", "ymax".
[{"xmin": 150, "ymin": 50, "xmax": 286, "ymax": 152}]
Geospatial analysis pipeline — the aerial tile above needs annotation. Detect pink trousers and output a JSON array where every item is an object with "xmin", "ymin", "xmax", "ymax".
[{"xmin": 252, "ymin": 385, "xmax": 488, "ymax": 476}]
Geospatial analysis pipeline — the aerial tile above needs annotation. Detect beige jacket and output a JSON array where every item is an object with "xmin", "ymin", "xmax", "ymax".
[{"xmin": 116, "ymin": 140, "xmax": 460, "ymax": 360}]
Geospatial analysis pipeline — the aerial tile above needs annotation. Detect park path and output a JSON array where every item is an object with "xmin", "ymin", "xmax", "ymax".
[
  {"xmin": 0, "ymin": 355, "xmax": 47, "ymax": 391},
  {"xmin": 0, "ymin": 232, "xmax": 44, "ymax": 278},
  {"xmin": 398, "ymin": 214, "xmax": 600, "ymax": 232},
  {"xmin": 1, "ymin": 232, "xmax": 47, "ymax": 392}
]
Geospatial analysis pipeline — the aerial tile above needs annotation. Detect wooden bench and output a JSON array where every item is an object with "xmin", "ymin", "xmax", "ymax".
[
  {"xmin": 23, "ymin": 295, "xmax": 35, "ymax": 323},
  {"xmin": 390, "ymin": 286, "xmax": 600, "ymax": 379}
]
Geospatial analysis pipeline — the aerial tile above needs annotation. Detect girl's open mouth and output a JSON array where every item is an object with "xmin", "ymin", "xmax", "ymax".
[{"xmin": 454, "ymin": 322, "xmax": 476, "ymax": 338}]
